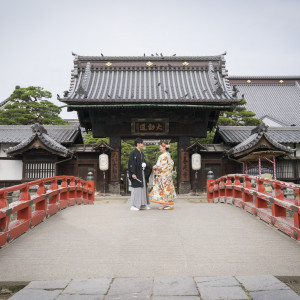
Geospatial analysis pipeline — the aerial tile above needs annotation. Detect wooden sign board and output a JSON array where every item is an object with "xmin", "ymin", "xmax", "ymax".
[{"xmin": 131, "ymin": 118, "xmax": 169, "ymax": 136}]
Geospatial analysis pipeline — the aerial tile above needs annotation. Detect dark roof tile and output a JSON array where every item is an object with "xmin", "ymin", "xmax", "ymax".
[
  {"xmin": 217, "ymin": 125, "xmax": 300, "ymax": 144},
  {"xmin": 0, "ymin": 125, "xmax": 81, "ymax": 144},
  {"xmin": 62, "ymin": 55, "xmax": 241, "ymax": 105}
]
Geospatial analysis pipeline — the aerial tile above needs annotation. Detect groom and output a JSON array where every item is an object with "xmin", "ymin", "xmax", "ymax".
[{"xmin": 128, "ymin": 138, "xmax": 152, "ymax": 211}]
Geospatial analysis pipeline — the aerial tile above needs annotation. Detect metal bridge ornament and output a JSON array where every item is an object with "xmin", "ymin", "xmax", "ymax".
[
  {"xmin": 146, "ymin": 61, "xmax": 153, "ymax": 67},
  {"xmin": 182, "ymin": 61, "xmax": 189, "ymax": 66},
  {"xmin": 105, "ymin": 62, "xmax": 112, "ymax": 67}
]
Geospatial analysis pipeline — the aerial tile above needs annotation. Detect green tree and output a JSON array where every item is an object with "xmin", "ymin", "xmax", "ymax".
[
  {"xmin": 218, "ymin": 99, "xmax": 261, "ymax": 126},
  {"xmin": 194, "ymin": 131, "xmax": 216, "ymax": 144},
  {"xmin": 83, "ymin": 132, "xmax": 109, "ymax": 145},
  {"xmin": 0, "ymin": 86, "xmax": 67, "ymax": 125},
  {"xmin": 120, "ymin": 139, "xmax": 135, "ymax": 172},
  {"xmin": 83, "ymin": 134, "xmax": 178, "ymax": 173},
  {"xmin": 192, "ymin": 99, "xmax": 262, "ymax": 144}
]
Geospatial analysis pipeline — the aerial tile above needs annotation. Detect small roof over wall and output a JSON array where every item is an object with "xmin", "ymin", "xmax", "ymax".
[
  {"xmin": 226, "ymin": 123, "xmax": 295, "ymax": 161},
  {"xmin": 93, "ymin": 140, "xmax": 114, "ymax": 153},
  {"xmin": 186, "ymin": 141, "xmax": 207, "ymax": 153},
  {"xmin": 6, "ymin": 124, "xmax": 74, "ymax": 157}
]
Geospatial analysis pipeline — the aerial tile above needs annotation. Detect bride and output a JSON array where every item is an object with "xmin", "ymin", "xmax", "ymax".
[{"xmin": 150, "ymin": 141, "xmax": 176, "ymax": 210}]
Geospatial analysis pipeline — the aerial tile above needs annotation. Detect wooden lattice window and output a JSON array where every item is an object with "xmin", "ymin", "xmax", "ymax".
[
  {"xmin": 24, "ymin": 162, "xmax": 55, "ymax": 179},
  {"xmin": 276, "ymin": 161, "xmax": 295, "ymax": 179}
]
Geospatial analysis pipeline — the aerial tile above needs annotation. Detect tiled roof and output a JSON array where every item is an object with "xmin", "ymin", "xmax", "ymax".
[
  {"xmin": 227, "ymin": 123, "xmax": 295, "ymax": 156},
  {"xmin": 0, "ymin": 125, "xmax": 82, "ymax": 144},
  {"xmin": 62, "ymin": 55, "xmax": 240, "ymax": 105},
  {"xmin": 229, "ymin": 80, "xmax": 300, "ymax": 126},
  {"xmin": 6, "ymin": 124, "xmax": 73, "ymax": 157},
  {"xmin": 216, "ymin": 125, "xmax": 300, "ymax": 144}
]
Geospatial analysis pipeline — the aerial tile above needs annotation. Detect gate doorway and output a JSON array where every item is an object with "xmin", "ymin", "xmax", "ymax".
[{"xmin": 119, "ymin": 138, "xmax": 178, "ymax": 195}]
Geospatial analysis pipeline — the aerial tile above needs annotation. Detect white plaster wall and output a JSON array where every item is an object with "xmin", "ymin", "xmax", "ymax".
[
  {"xmin": 0, "ymin": 160, "xmax": 23, "ymax": 180},
  {"xmin": 0, "ymin": 143, "xmax": 15, "ymax": 157}
]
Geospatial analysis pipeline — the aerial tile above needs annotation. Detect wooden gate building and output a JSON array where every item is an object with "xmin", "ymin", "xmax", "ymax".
[{"xmin": 61, "ymin": 54, "xmax": 241, "ymax": 193}]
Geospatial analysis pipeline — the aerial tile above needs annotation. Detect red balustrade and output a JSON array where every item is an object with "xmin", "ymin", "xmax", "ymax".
[
  {"xmin": 0, "ymin": 176, "xmax": 94, "ymax": 247},
  {"xmin": 207, "ymin": 174, "xmax": 300, "ymax": 241}
]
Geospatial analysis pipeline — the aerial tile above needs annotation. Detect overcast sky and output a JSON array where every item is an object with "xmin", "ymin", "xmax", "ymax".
[{"xmin": 0, "ymin": 0, "xmax": 299, "ymax": 119}]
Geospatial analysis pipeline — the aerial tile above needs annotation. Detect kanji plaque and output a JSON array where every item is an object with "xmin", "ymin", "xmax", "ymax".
[{"xmin": 131, "ymin": 118, "xmax": 169, "ymax": 136}]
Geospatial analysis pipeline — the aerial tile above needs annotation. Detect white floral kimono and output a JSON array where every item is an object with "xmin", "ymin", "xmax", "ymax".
[{"xmin": 150, "ymin": 152, "xmax": 176, "ymax": 205}]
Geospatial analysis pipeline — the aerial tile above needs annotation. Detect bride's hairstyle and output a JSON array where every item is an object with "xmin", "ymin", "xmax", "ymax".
[{"xmin": 161, "ymin": 141, "xmax": 170, "ymax": 152}]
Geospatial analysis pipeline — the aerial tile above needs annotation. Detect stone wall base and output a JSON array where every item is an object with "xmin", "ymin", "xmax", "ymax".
[
  {"xmin": 178, "ymin": 182, "xmax": 191, "ymax": 194},
  {"xmin": 109, "ymin": 182, "xmax": 120, "ymax": 195}
]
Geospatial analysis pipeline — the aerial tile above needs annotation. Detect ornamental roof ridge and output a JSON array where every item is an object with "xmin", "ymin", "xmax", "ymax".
[
  {"xmin": 229, "ymin": 75, "xmax": 300, "ymax": 80},
  {"xmin": 76, "ymin": 55, "xmax": 223, "ymax": 61}
]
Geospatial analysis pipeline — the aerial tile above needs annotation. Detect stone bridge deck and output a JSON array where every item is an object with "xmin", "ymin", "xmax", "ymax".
[{"xmin": 1, "ymin": 201, "xmax": 300, "ymax": 282}]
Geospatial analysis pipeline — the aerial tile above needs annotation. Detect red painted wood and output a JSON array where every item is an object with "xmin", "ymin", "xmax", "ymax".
[
  {"xmin": 0, "ymin": 175, "xmax": 94, "ymax": 247},
  {"xmin": 207, "ymin": 173, "xmax": 300, "ymax": 240}
]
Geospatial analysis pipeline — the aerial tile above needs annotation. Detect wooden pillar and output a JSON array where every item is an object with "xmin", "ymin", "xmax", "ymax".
[
  {"xmin": 178, "ymin": 137, "xmax": 191, "ymax": 194},
  {"xmin": 109, "ymin": 137, "xmax": 121, "ymax": 194}
]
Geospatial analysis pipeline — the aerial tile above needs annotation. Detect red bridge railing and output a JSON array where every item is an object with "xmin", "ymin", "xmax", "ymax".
[
  {"xmin": 0, "ymin": 176, "xmax": 94, "ymax": 247},
  {"xmin": 207, "ymin": 174, "xmax": 300, "ymax": 241}
]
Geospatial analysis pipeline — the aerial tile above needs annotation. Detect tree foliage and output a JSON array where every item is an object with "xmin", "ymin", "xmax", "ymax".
[
  {"xmin": 0, "ymin": 86, "xmax": 67, "ymax": 125},
  {"xmin": 8, "ymin": 86, "xmax": 52, "ymax": 102},
  {"xmin": 83, "ymin": 133, "xmax": 178, "ymax": 172},
  {"xmin": 218, "ymin": 99, "xmax": 261, "ymax": 126},
  {"xmin": 83, "ymin": 132, "xmax": 109, "ymax": 145}
]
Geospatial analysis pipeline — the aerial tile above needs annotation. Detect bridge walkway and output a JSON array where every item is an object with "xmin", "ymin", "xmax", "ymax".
[{"xmin": 1, "ymin": 201, "xmax": 300, "ymax": 282}]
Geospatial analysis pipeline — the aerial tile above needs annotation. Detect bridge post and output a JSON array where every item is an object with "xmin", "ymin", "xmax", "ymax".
[
  {"xmin": 219, "ymin": 177, "xmax": 226, "ymax": 202},
  {"xmin": 32, "ymin": 181, "xmax": 47, "ymax": 226},
  {"xmin": 86, "ymin": 172, "xmax": 95, "ymax": 203},
  {"xmin": 0, "ymin": 191, "xmax": 9, "ymax": 246},
  {"xmin": 206, "ymin": 171, "xmax": 214, "ymax": 203},
  {"xmin": 225, "ymin": 176, "xmax": 233, "ymax": 203},
  {"xmin": 294, "ymin": 188, "xmax": 300, "ymax": 237},
  {"xmin": 255, "ymin": 178, "xmax": 268, "ymax": 209}
]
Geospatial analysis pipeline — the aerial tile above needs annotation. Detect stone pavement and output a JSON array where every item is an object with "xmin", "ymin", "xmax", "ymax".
[
  {"xmin": 9, "ymin": 275, "xmax": 300, "ymax": 299},
  {"xmin": 1, "ymin": 202, "xmax": 300, "ymax": 281}
]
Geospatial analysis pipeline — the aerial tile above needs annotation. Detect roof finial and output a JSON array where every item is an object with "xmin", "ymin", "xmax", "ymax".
[{"xmin": 31, "ymin": 123, "xmax": 47, "ymax": 135}]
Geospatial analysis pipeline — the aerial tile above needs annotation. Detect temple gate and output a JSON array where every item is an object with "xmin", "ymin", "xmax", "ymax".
[{"xmin": 61, "ymin": 54, "xmax": 241, "ymax": 194}]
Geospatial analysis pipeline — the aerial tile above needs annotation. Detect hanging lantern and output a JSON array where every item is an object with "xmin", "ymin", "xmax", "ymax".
[
  {"xmin": 99, "ymin": 153, "xmax": 109, "ymax": 171},
  {"xmin": 192, "ymin": 153, "xmax": 201, "ymax": 170}
]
